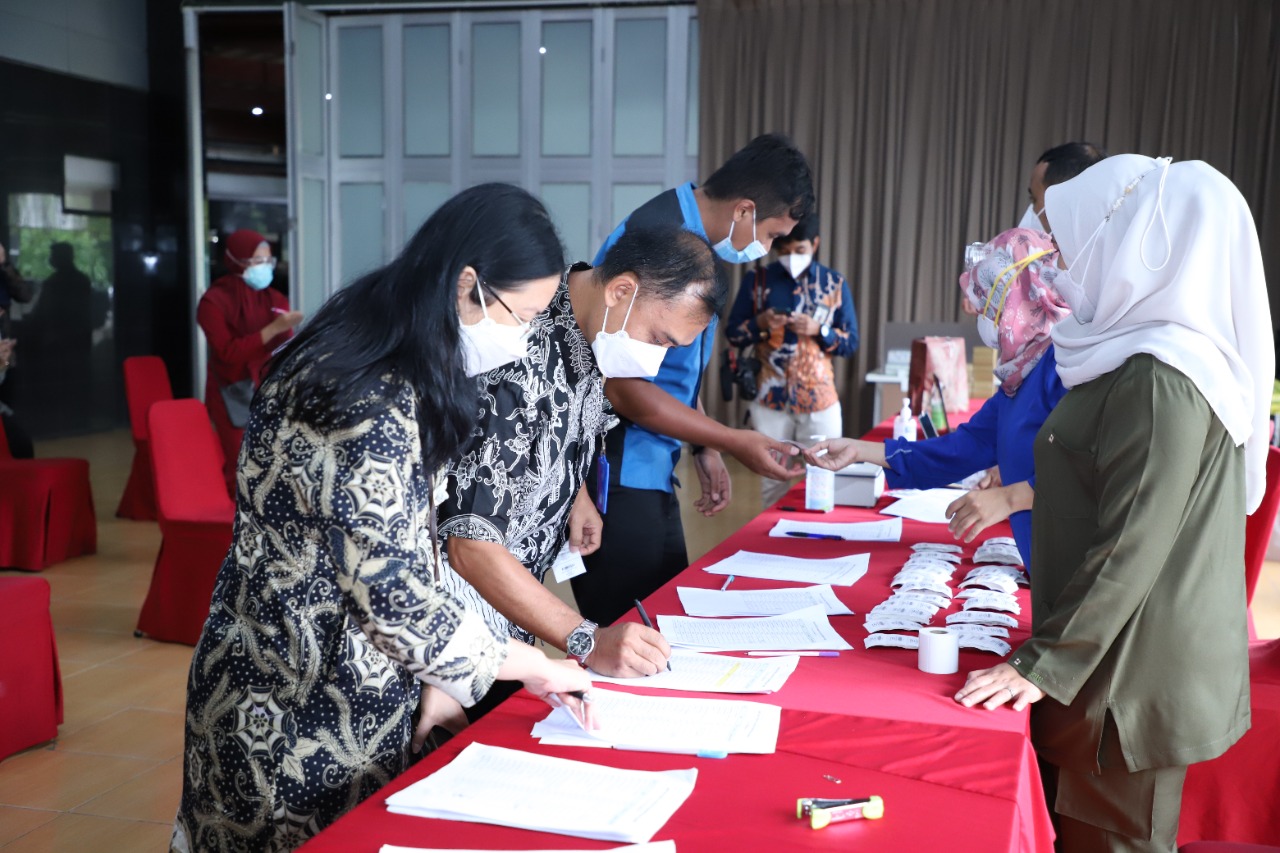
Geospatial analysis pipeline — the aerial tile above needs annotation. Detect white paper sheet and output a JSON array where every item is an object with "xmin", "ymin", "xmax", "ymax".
[
  {"xmin": 384, "ymin": 743, "xmax": 695, "ymax": 843},
  {"xmin": 700, "ymin": 550, "xmax": 870, "ymax": 586},
  {"xmin": 657, "ymin": 604, "xmax": 854, "ymax": 651},
  {"xmin": 532, "ymin": 688, "xmax": 781, "ymax": 755},
  {"xmin": 768, "ymin": 517, "xmax": 903, "ymax": 542},
  {"xmin": 880, "ymin": 488, "xmax": 968, "ymax": 524},
  {"xmin": 677, "ymin": 584, "xmax": 853, "ymax": 617},
  {"xmin": 381, "ymin": 844, "xmax": 676, "ymax": 853},
  {"xmin": 589, "ymin": 650, "xmax": 799, "ymax": 694}
]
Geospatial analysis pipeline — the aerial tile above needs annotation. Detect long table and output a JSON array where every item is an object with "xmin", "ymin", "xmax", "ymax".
[{"xmin": 301, "ymin": 408, "xmax": 1054, "ymax": 853}]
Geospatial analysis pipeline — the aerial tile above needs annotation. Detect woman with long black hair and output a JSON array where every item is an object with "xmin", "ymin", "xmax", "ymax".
[{"xmin": 172, "ymin": 184, "xmax": 592, "ymax": 853}]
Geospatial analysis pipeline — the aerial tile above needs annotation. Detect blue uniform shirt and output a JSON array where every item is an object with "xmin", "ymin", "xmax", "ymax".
[
  {"xmin": 880, "ymin": 346, "xmax": 1068, "ymax": 567},
  {"xmin": 595, "ymin": 181, "xmax": 717, "ymax": 493}
]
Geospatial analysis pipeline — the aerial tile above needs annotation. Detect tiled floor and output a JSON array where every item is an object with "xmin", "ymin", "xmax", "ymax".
[{"xmin": 2, "ymin": 429, "xmax": 1278, "ymax": 851}]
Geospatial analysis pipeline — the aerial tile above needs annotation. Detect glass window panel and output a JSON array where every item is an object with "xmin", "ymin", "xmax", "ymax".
[
  {"xmin": 337, "ymin": 26, "xmax": 384, "ymax": 157},
  {"xmin": 299, "ymin": 177, "xmax": 327, "ymax": 312},
  {"xmin": 471, "ymin": 23, "xmax": 520, "ymax": 156},
  {"xmin": 404, "ymin": 182, "xmax": 452, "ymax": 242},
  {"xmin": 541, "ymin": 183, "xmax": 591, "ymax": 263},
  {"xmin": 403, "ymin": 25, "xmax": 451, "ymax": 156},
  {"xmin": 295, "ymin": 15, "xmax": 324, "ymax": 156},
  {"xmin": 612, "ymin": 183, "xmax": 663, "ymax": 229},
  {"xmin": 340, "ymin": 183, "xmax": 385, "ymax": 283},
  {"xmin": 613, "ymin": 19, "xmax": 666, "ymax": 156},
  {"xmin": 540, "ymin": 21, "xmax": 591, "ymax": 156},
  {"xmin": 686, "ymin": 18, "xmax": 699, "ymax": 159}
]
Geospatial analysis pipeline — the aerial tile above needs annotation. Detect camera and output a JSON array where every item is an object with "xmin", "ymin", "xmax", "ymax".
[{"xmin": 719, "ymin": 346, "xmax": 761, "ymax": 402}]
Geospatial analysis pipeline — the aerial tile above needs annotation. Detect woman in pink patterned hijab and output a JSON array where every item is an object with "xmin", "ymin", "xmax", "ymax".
[{"xmin": 959, "ymin": 227, "xmax": 1071, "ymax": 395}]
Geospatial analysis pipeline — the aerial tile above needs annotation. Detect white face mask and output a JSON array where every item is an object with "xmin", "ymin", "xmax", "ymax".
[
  {"xmin": 590, "ymin": 286, "xmax": 667, "ymax": 379},
  {"xmin": 459, "ymin": 281, "xmax": 530, "ymax": 377},
  {"xmin": 783, "ymin": 253, "xmax": 813, "ymax": 279},
  {"xmin": 1051, "ymin": 265, "xmax": 1095, "ymax": 324}
]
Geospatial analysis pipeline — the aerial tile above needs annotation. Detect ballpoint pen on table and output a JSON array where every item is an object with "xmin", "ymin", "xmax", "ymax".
[
  {"xmin": 785, "ymin": 531, "xmax": 844, "ymax": 540},
  {"xmin": 747, "ymin": 651, "xmax": 840, "ymax": 657},
  {"xmin": 633, "ymin": 599, "xmax": 672, "ymax": 671},
  {"xmin": 720, "ymin": 575, "xmax": 735, "ymax": 591}
]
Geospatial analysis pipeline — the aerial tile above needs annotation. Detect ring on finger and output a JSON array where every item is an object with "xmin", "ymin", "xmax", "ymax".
[{"xmin": 1004, "ymin": 686, "xmax": 1016, "ymax": 700}]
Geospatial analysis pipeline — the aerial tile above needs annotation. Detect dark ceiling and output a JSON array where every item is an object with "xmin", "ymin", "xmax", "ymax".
[{"xmin": 200, "ymin": 12, "xmax": 286, "ymax": 174}]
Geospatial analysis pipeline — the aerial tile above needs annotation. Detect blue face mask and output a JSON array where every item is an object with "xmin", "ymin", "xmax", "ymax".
[
  {"xmin": 712, "ymin": 212, "xmax": 768, "ymax": 264},
  {"xmin": 243, "ymin": 263, "xmax": 274, "ymax": 291}
]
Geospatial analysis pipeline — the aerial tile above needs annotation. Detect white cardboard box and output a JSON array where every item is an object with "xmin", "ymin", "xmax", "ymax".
[{"xmin": 834, "ymin": 462, "xmax": 885, "ymax": 507}]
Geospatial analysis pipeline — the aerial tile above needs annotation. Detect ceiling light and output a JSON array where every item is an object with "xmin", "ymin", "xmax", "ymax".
[{"xmin": 251, "ymin": 106, "xmax": 264, "ymax": 116}]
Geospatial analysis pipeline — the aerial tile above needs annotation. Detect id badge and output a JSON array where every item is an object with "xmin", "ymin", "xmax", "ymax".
[
  {"xmin": 550, "ymin": 543, "xmax": 588, "ymax": 583},
  {"xmin": 595, "ymin": 455, "xmax": 610, "ymax": 515}
]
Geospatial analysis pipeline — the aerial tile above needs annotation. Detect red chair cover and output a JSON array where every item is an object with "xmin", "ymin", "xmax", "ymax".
[
  {"xmin": 0, "ymin": 418, "xmax": 97, "ymax": 571},
  {"xmin": 0, "ymin": 577, "xmax": 63, "ymax": 761},
  {"xmin": 135, "ymin": 400, "xmax": 234, "ymax": 645},
  {"xmin": 116, "ymin": 355, "xmax": 174, "ymax": 520},
  {"xmin": 1244, "ymin": 447, "xmax": 1280, "ymax": 605},
  {"xmin": 1179, "ymin": 639, "xmax": 1280, "ymax": 847}
]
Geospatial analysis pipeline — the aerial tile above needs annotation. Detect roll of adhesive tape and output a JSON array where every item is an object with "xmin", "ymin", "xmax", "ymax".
[{"xmin": 918, "ymin": 627, "xmax": 959, "ymax": 674}]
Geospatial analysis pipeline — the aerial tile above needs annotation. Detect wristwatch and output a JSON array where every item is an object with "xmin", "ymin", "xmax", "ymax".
[
  {"xmin": 820, "ymin": 323, "xmax": 832, "ymax": 338},
  {"xmin": 565, "ymin": 619, "xmax": 598, "ymax": 665}
]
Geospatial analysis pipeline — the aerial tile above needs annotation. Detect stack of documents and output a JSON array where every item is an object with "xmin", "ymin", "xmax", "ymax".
[
  {"xmin": 701, "ymin": 550, "xmax": 869, "ymax": 586},
  {"xmin": 385, "ymin": 742, "xmax": 695, "ymax": 843},
  {"xmin": 533, "ymin": 688, "xmax": 781, "ymax": 755},
  {"xmin": 768, "ymin": 517, "xmax": 903, "ymax": 542},
  {"xmin": 380, "ymin": 843, "xmax": 676, "ymax": 853},
  {"xmin": 590, "ymin": 650, "xmax": 799, "ymax": 694},
  {"xmin": 880, "ymin": 488, "xmax": 967, "ymax": 524},
  {"xmin": 677, "ymin": 584, "xmax": 853, "ymax": 617},
  {"xmin": 657, "ymin": 604, "xmax": 854, "ymax": 652}
]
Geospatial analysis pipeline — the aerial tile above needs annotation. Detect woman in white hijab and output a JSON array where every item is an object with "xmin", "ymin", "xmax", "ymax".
[{"xmin": 955, "ymin": 154, "xmax": 1274, "ymax": 852}]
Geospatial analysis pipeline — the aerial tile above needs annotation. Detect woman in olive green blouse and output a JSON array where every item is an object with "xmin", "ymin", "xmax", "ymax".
[{"xmin": 955, "ymin": 155, "xmax": 1273, "ymax": 852}]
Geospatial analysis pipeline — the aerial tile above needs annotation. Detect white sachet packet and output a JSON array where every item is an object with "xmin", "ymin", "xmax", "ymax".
[
  {"xmin": 947, "ymin": 610, "xmax": 1019, "ymax": 629},
  {"xmin": 864, "ymin": 632, "xmax": 920, "ymax": 650}
]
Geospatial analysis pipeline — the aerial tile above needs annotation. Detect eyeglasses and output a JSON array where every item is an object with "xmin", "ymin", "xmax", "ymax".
[{"xmin": 244, "ymin": 256, "xmax": 277, "ymax": 269}]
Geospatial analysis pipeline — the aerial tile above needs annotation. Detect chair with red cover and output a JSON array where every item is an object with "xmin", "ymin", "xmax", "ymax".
[
  {"xmin": 1178, "ymin": 639, "xmax": 1280, "ymax": 847},
  {"xmin": 0, "ymin": 417, "xmax": 97, "ymax": 571},
  {"xmin": 135, "ymin": 399, "xmax": 235, "ymax": 645},
  {"xmin": 0, "ymin": 576, "xmax": 63, "ymax": 761},
  {"xmin": 116, "ymin": 355, "xmax": 173, "ymax": 520},
  {"xmin": 1244, "ymin": 446, "xmax": 1280, "ymax": 606}
]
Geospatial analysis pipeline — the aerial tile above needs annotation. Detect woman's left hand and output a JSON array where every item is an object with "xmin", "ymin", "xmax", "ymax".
[
  {"xmin": 412, "ymin": 684, "xmax": 470, "ymax": 753},
  {"xmin": 946, "ymin": 481, "xmax": 1033, "ymax": 543},
  {"xmin": 954, "ymin": 663, "xmax": 1045, "ymax": 711}
]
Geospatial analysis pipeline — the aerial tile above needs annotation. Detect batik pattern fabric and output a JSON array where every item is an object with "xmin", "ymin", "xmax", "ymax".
[
  {"xmin": 725, "ymin": 260, "xmax": 859, "ymax": 414},
  {"xmin": 437, "ymin": 274, "xmax": 615, "ymax": 644},
  {"xmin": 170, "ymin": 374, "xmax": 507, "ymax": 853}
]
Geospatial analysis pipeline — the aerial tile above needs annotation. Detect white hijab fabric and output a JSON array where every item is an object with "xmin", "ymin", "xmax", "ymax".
[{"xmin": 1046, "ymin": 154, "xmax": 1274, "ymax": 513}]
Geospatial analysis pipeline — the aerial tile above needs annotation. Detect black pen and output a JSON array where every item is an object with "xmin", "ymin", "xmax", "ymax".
[
  {"xmin": 634, "ymin": 598, "xmax": 672, "ymax": 671},
  {"xmin": 785, "ymin": 531, "xmax": 844, "ymax": 540}
]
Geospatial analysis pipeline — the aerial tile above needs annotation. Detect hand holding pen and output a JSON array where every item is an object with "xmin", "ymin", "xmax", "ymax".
[
  {"xmin": 634, "ymin": 599, "xmax": 672, "ymax": 672},
  {"xmin": 586, "ymin": 615, "xmax": 672, "ymax": 678}
]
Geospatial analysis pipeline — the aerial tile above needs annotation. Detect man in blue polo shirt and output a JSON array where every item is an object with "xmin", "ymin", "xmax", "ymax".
[{"xmin": 572, "ymin": 134, "xmax": 816, "ymax": 626}]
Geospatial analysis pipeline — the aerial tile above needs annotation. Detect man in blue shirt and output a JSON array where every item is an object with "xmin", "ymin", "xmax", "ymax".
[{"xmin": 572, "ymin": 134, "xmax": 816, "ymax": 626}]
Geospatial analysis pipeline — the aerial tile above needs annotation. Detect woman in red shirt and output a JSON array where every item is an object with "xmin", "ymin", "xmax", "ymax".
[{"xmin": 197, "ymin": 228, "xmax": 303, "ymax": 494}]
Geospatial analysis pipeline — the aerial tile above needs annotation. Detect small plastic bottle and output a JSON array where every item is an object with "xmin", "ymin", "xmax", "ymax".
[
  {"xmin": 892, "ymin": 398, "xmax": 917, "ymax": 442},
  {"xmin": 929, "ymin": 389, "xmax": 950, "ymax": 434},
  {"xmin": 805, "ymin": 434, "xmax": 835, "ymax": 512}
]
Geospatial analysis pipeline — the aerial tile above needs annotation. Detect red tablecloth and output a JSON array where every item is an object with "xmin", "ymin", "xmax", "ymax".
[{"xmin": 301, "ymin": 401, "xmax": 1054, "ymax": 852}]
